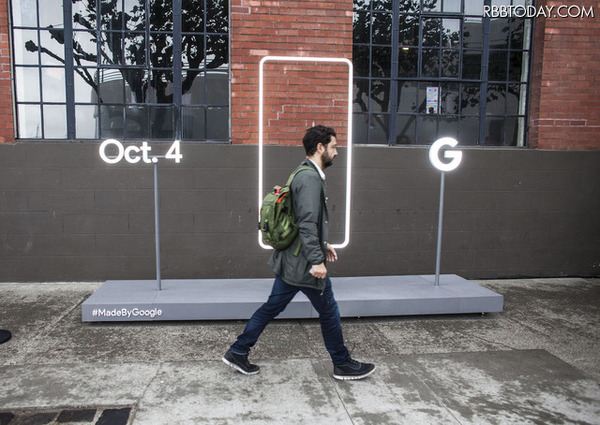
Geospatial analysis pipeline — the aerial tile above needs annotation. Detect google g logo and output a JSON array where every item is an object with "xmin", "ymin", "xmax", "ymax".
[{"xmin": 429, "ymin": 137, "xmax": 462, "ymax": 172}]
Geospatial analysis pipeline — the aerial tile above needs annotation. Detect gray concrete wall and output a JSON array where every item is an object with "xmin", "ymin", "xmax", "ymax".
[{"xmin": 0, "ymin": 142, "xmax": 598, "ymax": 281}]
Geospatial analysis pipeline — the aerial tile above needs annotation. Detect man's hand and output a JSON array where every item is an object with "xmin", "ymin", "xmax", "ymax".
[
  {"xmin": 311, "ymin": 245, "xmax": 338, "ymax": 280},
  {"xmin": 310, "ymin": 263, "xmax": 328, "ymax": 280},
  {"xmin": 326, "ymin": 243, "xmax": 338, "ymax": 263}
]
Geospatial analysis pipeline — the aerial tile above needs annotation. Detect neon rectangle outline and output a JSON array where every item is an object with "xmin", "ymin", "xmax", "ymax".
[{"xmin": 258, "ymin": 56, "xmax": 353, "ymax": 250}]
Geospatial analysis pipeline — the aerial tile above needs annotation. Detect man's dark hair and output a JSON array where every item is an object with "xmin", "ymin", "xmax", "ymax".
[{"xmin": 302, "ymin": 125, "xmax": 337, "ymax": 156}]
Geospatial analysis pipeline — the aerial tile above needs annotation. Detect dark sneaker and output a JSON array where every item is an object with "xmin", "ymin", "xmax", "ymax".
[
  {"xmin": 333, "ymin": 358, "xmax": 376, "ymax": 381},
  {"xmin": 222, "ymin": 349, "xmax": 260, "ymax": 375}
]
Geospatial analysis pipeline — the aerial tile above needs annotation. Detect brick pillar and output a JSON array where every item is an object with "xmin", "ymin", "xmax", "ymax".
[
  {"xmin": 529, "ymin": 1, "xmax": 600, "ymax": 150},
  {"xmin": 0, "ymin": 0, "xmax": 15, "ymax": 143},
  {"xmin": 230, "ymin": 0, "xmax": 353, "ymax": 146}
]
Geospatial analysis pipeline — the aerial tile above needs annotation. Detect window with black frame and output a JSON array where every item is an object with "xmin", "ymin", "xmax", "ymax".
[
  {"xmin": 352, "ymin": 0, "xmax": 533, "ymax": 146},
  {"xmin": 11, "ymin": 0, "xmax": 229, "ymax": 142}
]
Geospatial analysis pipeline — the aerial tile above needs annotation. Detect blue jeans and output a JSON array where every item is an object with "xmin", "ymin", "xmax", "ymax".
[{"xmin": 230, "ymin": 275, "xmax": 350, "ymax": 366}]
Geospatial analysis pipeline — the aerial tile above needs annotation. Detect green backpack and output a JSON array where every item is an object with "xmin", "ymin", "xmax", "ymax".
[{"xmin": 258, "ymin": 166, "xmax": 317, "ymax": 253}]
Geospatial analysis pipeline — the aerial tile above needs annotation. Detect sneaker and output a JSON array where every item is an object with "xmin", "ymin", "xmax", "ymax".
[
  {"xmin": 222, "ymin": 349, "xmax": 260, "ymax": 375},
  {"xmin": 333, "ymin": 358, "xmax": 376, "ymax": 381}
]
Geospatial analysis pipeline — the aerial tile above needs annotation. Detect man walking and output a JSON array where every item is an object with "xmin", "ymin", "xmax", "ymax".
[{"xmin": 223, "ymin": 125, "xmax": 375, "ymax": 381}]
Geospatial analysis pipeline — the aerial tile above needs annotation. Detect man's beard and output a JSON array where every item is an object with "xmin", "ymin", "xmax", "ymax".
[{"xmin": 321, "ymin": 151, "xmax": 335, "ymax": 169}]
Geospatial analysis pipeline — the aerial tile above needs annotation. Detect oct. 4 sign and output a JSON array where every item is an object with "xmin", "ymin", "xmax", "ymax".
[
  {"xmin": 99, "ymin": 139, "xmax": 182, "ymax": 164},
  {"xmin": 429, "ymin": 137, "xmax": 462, "ymax": 172}
]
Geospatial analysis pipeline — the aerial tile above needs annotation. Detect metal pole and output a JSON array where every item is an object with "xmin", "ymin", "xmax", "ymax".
[
  {"xmin": 435, "ymin": 171, "xmax": 445, "ymax": 287},
  {"xmin": 154, "ymin": 160, "xmax": 161, "ymax": 290}
]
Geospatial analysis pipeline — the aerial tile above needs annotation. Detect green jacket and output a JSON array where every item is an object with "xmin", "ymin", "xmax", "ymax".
[{"xmin": 268, "ymin": 159, "xmax": 329, "ymax": 291}]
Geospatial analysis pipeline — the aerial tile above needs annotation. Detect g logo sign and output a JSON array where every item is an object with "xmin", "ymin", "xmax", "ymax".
[{"xmin": 429, "ymin": 137, "xmax": 462, "ymax": 172}]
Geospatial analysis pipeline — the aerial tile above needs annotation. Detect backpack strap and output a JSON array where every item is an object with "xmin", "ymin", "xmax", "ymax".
[{"xmin": 287, "ymin": 165, "xmax": 325, "ymax": 257}]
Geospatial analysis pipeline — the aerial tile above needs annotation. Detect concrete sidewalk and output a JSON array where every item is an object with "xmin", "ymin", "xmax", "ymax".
[{"xmin": 0, "ymin": 278, "xmax": 599, "ymax": 424}]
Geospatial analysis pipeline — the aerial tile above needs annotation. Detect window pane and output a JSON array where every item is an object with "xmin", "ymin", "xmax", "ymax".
[
  {"xmin": 398, "ymin": 15, "xmax": 419, "ymax": 46},
  {"xmin": 182, "ymin": 34, "xmax": 205, "ymax": 69},
  {"xmin": 12, "ymin": 0, "xmax": 38, "ymax": 27},
  {"xmin": 150, "ymin": 106, "xmax": 174, "ymax": 139},
  {"xmin": 439, "ymin": 116, "xmax": 459, "ymax": 140},
  {"xmin": 206, "ymin": 71, "xmax": 229, "ymax": 104},
  {"xmin": 422, "ymin": 18, "xmax": 441, "ymax": 47},
  {"xmin": 397, "ymin": 81, "xmax": 417, "ymax": 113},
  {"xmin": 372, "ymin": 0, "xmax": 393, "ymax": 12},
  {"xmin": 125, "ymin": 69, "xmax": 150, "ymax": 103},
  {"xmin": 207, "ymin": 0, "xmax": 229, "ymax": 33},
  {"xmin": 487, "ymin": 84, "xmax": 506, "ymax": 115},
  {"xmin": 510, "ymin": 18, "xmax": 526, "ymax": 49},
  {"xmin": 488, "ymin": 50, "xmax": 508, "ymax": 81},
  {"xmin": 461, "ymin": 83, "xmax": 480, "ymax": 115},
  {"xmin": 182, "ymin": 106, "xmax": 206, "ymax": 140},
  {"xmin": 15, "ymin": 67, "xmax": 40, "ymax": 102},
  {"xmin": 125, "ymin": 32, "xmax": 147, "ymax": 66},
  {"xmin": 73, "ymin": 1, "xmax": 97, "ymax": 30},
  {"xmin": 73, "ymin": 31, "xmax": 99, "ymax": 66},
  {"xmin": 398, "ymin": 0, "xmax": 420, "ymax": 13},
  {"xmin": 75, "ymin": 105, "xmax": 98, "ymax": 139},
  {"xmin": 352, "ymin": 113, "xmax": 369, "ymax": 144},
  {"xmin": 509, "ymin": 51, "xmax": 528, "ymax": 82},
  {"xmin": 441, "ymin": 49, "xmax": 459, "ymax": 78},
  {"xmin": 39, "ymin": 0, "xmax": 63, "ymax": 28},
  {"xmin": 206, "ymin": 34, "xmax": 229, "ymax": 68},
  {"xmin": 101, "ymin": 32, "xmax": 123, "ymax": 64},
  {"xmin": 125, "ymin": 105, "xmax": 149, "ymax": 139},
  {"xmin": 182, "ymin": 0, "xmax": 204, "ymax": 32},
  {"xmin": 43, "ymin": 105, "xmax": 67, "ymax": 138},
  {"xmin": 440, "ymin": 82, "xmax": 459, "ymax": 114},
  {"xmin": 443, "ymin": 0, "xmax": 461, "ymax": 13},
  {"xmin": 490, "ymin": 18, "xmax": 511, "ymax": 49},
  {"xmin": 371, "ymin": 47, "xmax": 391, "ymax": 78},
  {"xmin": 504, "ymin": 116, "xmax": 519, "ymax": 146},
  {"xmin": 13, "ymin": 29, "xmax": 40, "ymax": 65},
  {"xmin": 421, "ymin": 49, "xmax": 439, "ymax": 78},
  {"xmin": 464, "ymin": 0, "xmax": 484, "ymax": 15},
  {"xmin": 462, "ymin": 50, "xmax": 481, "ymax": 79},
  {"xmin": 98, "ymin": 69, "xmax": 125, "ymax": 104},
  {"xmin": 207, "ymin": 107, "xmax": 229, "ymax": 140},
  {"xmin": 150, "ymin": 33, "xmax": 173, "ymax": 68},
  {"xmin": 506, "ymin": 84, "xmax": 524, "ymax": 115},
  {"xmin": 353, "ymin": 12, "xmax": 371, "ymax": 44},
  {"xmin": 354, "ymin": 80, "xmax": 369, "ymax": 112},
  {"xmin": 442, "ymin": 19, "xmax": 461, "ymax": 48},
  {"xmin": 369, "ymin": 114, "xmax": 390, "ymax": 144},
  {"xmin": 372, "ymin": 13, "xmax": 392, "ymax": 45},
  {"xmin": 18, "ymin": 105, "xmax": 42, "ymax": 138},
  {"xmin": 416, "ymin": 115, "xmax": 438, "ymax": 144},
  {"xmin": 183, "ymin": 70, "xmax": 206, "ymax": 105},
  {"xmin": 42, "ymin": 67, "xmax": 66, "ymax": 102},
  {"xmin": 148, "ymin": 70, "xmax": 173, "ymax": 104},
  {"xmin": 463, "ymin": 18, "xmax": 482, "ymax": 48},
  {"xmin": 40, "ymin": 30, "xmax": 66, "ymax": 66},
  {"xmin": 74, "ymin": 68, "xmax": 99, "ymax": 102},
  {"xmin": 485, "ymin": 117, "xmax": 504, "ymax": 146},
  {"xmin": 370, "ymin": 80, "xmax": 391, "ymax": 112},
  {"xmin": 150, "ymin": 0, "xmax": 173, "ymax": 31},
  {"xmin": 396, "ymin": 115, "xmax": 416, "ymax": 144},
  {"xmin": 100, "ymin": 105, "xmax": 125, "ymax": 139},
  {"xmin": 398, "ymin": 47, "xmax": 418, "ymax": 77},
  {"xmin": 353, "ymin": 45, "xmax": 370, "ymax": 77},
  {"xmin": 460, "ymin": 116, "xmax": 479, "ymax": 145},
  {"xmin": 423, "ymin": 0, "xmax": 441, "ymax": 12}
]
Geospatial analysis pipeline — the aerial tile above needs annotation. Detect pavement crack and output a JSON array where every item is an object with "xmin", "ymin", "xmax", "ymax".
[{"xmin": 331, "ymin": 382, "xmax": 357, "ymax": 425}]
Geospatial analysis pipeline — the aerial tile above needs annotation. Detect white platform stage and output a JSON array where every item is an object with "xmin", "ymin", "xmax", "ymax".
[{"xmin": 81, "ymin": 274, "xmax": 503, "ymax": 322}]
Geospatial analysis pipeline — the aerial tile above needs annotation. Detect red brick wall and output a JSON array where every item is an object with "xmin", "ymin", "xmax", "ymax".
[
  {"xmin": 230, "ymin": 0, "xmax": 353, "ymax": 146},
  {"xmin": 0, "ymin": 0, "xmax": 14, "ymax": 143},
  {"xmin": 529, "ymin": 0, "xmax": 600, "ymax": 150}
]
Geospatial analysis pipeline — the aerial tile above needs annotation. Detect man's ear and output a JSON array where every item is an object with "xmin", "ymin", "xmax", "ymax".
[{"xmin": 317, "ymin": 142, "xmax": 325, "ymax": 154}]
